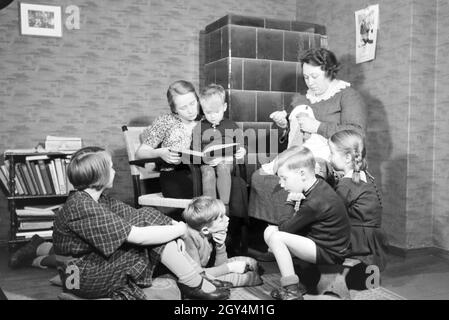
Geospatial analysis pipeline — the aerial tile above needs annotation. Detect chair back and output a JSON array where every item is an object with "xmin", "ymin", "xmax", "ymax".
[{"xmin": 121, "ymin": 125, "xmax": 159, "ymax": 179}]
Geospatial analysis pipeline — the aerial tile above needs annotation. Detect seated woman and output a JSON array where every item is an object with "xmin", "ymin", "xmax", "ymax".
[
  {"xmin": 249, "ymin": 48, "xmax": 367, "ymax": 254},
  {"xmin": 52, "ymin": 146, "xmax": 230, "ymax": 300},
  {"xmin": 135, "ymin": 80, "xmax": 200, "ymax": 199}
]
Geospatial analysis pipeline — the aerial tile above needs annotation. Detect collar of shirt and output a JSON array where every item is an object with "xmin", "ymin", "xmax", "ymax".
[
  {"xmin": 344, "ymin": 170, "xmax": 367, "ymax": 183},
  {"xmin": 303, "ymin": 177, "xmax": 320, "ymax": 197}
]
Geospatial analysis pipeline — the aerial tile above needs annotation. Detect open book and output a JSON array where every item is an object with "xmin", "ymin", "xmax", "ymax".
[{"xmin": 171, "ymin": 143, "xmax": 239, "ymax": 164}]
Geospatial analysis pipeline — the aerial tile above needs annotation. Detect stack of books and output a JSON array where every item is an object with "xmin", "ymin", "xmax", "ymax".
[
  {"xmin": 15, "ymin": 204, "xmax": 62, "ymax": 239},
  {"xmin": 0, "ymin": 155, "xmax": 74, "ymax": 196}
]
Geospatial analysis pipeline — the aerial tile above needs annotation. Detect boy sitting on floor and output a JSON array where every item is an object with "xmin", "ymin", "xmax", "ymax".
[
  {"xmin": 182, "ymin": 196, "xmax": 263, "ymax": 288},
  {"xmin": 264, "ymin": 147, "xmax": 351, "ymax": 300}
]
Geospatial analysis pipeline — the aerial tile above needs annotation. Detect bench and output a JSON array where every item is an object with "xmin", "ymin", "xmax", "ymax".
[{"xmin": 315, "ymin": 258, "xmax": 363, "ymax": 300}]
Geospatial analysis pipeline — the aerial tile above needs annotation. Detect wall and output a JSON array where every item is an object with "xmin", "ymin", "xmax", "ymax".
[
  {"xmin": 297, "ymin": 0, "xmax": 438, "ymax": 250},
  {"xmin": 0, "ymin": 0, "xmax": 297, "ymax": 243},
  {"xmin": 433, "ymin": 0, "xmax": 449, "ymax": 251}
]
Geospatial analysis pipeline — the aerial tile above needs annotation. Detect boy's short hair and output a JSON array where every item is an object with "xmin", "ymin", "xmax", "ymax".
[
  {"xmin": 182, "ymin": 196, "xmax": 226, "ymax": 231},
  {"xmin": 275, "ymin": 146, "xmax": 316, "ymax": 174},
  {"xmin": 199, "ymin": 83, "xmax": 226, "ymax": 104},
  {"xmin": 68, "ymin": 146, "xmax": 112, "ymax": 191}
]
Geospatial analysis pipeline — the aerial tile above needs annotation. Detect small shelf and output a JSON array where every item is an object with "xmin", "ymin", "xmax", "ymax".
[{"xmin": 2, "ymin": 150, "xmax": 71, "ymax": 250}]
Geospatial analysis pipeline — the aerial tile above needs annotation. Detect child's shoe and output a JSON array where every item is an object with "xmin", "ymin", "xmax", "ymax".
[{"xmin": 271, "ymin": 282, "xmax": 306, "ymax": 300}]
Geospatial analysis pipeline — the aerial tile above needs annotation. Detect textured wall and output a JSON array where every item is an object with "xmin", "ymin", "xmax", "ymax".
[
  {"xmin": 0, "ymin": 0, "xmax": 297, "ymax": 242},
  {"xmin": 433, "ymin": 0, "xmax": 449, "ymax": 251}
]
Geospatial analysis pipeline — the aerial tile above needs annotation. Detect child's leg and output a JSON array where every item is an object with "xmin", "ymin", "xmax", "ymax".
[
  {"xmin": 264, "ymin": 226, "xmax": 316, "ymax": 277},
  {"xmin": 160, "ymin": 241, "xmax": 216, "ymax": 293},
  {"xmin": 200, "ymin": 165, "xmax": 217, "ymax": 198},
  {"xmin": 216, "ymin": 163, "xmax": 232, "ymax": 205},
  {"xmin": 216, "ymin": 256, "xmax": 263, "ymax": 287}
]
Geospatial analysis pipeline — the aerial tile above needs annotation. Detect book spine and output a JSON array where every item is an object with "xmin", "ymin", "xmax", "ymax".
[
  {"xmin": 54, "ymin": 158, "xmax": 67, "ymax": 194},
  {"xmin": 15, "ymin": 163, "xmax": 31, "ymax": 195},
  {"xmin": 41, "ymin": 160, "xmax": 56, "ymax": 194},
  {"xmin": 3, "ymin": 161, "xmax": 23, "ymax": 195},
  {"xmin": 34, "ymin": 163, "xmax": 47, "ymax": 195},
  {"xmin": 18, "ymin": 221, "xmax": 54, "ymax": 231},
  {"xmin": 64, "ymin": 158, "xmax": 74, "ymax": 192},
  {"xmin": 20, "ymin": 163, "xmax": 37, "ymax": 195},
  {"xmin": 0, "ymin": 165, "xmax": 9, "ymax": 195},
  {"xmin": 26, "ymin": 161, "xmax": 43, "ymax": 195},
  {"xmin": 48, "ymin": 160, "xmax": 61, "ymax": 194}
]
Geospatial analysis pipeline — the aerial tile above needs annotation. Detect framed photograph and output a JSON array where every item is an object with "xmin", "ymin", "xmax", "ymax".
[{"xmin": 19, "ymin": 2, "xmax": 62, "ymax": 37}]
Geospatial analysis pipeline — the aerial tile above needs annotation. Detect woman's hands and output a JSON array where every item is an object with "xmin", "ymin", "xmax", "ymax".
[
  {"xmin": 269, "ymin": 110, "xmax": 288, "ymax": 129},
  {"xmin": 159, "ymin": 147, "xmax": 182, "ymax": 164}
]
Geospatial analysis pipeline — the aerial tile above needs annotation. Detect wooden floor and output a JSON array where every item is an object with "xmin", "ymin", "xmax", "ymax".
[{"xmin": 1, "ymin": 243, "xmax": 449, "ymax": 300}]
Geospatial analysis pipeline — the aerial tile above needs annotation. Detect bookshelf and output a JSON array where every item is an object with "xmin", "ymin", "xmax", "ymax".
[{"xmin": 0, "ymin": 150, "xmax": 74, "ymax": 250}]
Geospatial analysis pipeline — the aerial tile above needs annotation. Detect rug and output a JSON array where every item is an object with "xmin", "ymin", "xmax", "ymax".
[{"xmin": 230, "ymin": 273, "xmax": 406, "ymax": 300}]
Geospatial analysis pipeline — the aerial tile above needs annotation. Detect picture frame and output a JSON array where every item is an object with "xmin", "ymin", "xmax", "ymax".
[{"xmin": 19, "ymin": 2, "xmax": 62, "ymax": 37}]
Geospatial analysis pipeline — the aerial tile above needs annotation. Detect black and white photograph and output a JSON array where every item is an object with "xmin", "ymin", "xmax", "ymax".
[{"xmin": 0, "ymin": 0, "xmax": 448, "ymax": 310}]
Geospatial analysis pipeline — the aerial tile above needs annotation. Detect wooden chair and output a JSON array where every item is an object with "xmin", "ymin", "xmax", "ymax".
[{"xmin": 121, "ymin": 125, "xmax": 202, "ymax": 210}]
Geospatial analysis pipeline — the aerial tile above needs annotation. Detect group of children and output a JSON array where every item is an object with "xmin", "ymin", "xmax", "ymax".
[{"xmin": 8, "ymin": 82, "xmax": 388, "ymax": 301}]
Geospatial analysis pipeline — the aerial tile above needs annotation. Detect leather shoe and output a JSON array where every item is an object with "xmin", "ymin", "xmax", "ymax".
[
  {"xmin": 9, "ymin": 234, "xmax": 45, "ymax": 269},
  {"xmin": 271, "ymin": 282, "xmax": 307, "ymax": 300},
  {"xmin": 177, "ymin": 279, "xmax": 230, "ymax": 300},
  {"xmin": 200, "ymin": 272, "xmax": 233, "ymax": 289}
]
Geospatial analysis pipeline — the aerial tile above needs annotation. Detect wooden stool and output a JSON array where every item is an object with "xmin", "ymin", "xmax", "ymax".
[{"xmin": 315, "ymin": 258, "xmax": 361, "ymax": 300}]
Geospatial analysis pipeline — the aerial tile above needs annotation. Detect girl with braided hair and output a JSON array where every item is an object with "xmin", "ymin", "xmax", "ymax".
[{"xmin": 328, "ymin": 129, "xmax": 388, "ymax": 272}]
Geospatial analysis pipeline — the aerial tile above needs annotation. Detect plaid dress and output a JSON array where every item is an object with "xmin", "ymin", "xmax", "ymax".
[{"xmin": 53, "ymin": 191, "xmax": 173, "ymax": 300}]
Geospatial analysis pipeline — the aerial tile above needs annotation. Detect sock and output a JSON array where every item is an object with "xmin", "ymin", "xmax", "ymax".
[
  {"xmin": 160, "ymin": 241, "xmax": 216, "ymax": 293},
  {"xmin": 280, "ymin": 274, "xmax": 299, "ymax": 287},
  {"xmin": 31, "ymin": 256, "xmax": 48, "ymax": 269},
  {"xmin": 36, "ymin": 242, "xmax": 53, "ymax": 257}
]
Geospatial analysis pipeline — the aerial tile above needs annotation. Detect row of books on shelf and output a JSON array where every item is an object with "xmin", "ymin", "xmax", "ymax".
[
  {"xmin": 0, "ymin": 155, "xmax": 74, "ymax": 196},
  {"xmin": 15, "ymin": 204, "xmax": 62, "ymax": 234}
]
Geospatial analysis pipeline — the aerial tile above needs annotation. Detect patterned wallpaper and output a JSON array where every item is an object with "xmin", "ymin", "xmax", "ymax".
[
  {"xmin": 0, "ymin": 0, "xmax": 297, "ymax": 242},
  {"xmin": 297, "ymin": 0, "xmax": 445, "ymax": 250}
]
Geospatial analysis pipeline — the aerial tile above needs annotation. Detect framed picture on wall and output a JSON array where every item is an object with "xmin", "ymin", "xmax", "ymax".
[{"xmin": 19, "ymin": 2, "xmax": 62, "ymax": 37}]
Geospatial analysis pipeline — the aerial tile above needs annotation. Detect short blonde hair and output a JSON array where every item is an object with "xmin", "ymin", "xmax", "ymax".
[
  {"xmin": 182, "ymin": 196, "xmax": 226, "ymax": 231},
  {"xmin": 199, "ymin": 83, "xmax": 226, "ymax": 104},
  {"xmin": 276, "ymin": 146, "xmax": 316, "ymax": 174},
  {"xmin": 67, "ymin": 146, "xmax": 112, "ymax": 191}
]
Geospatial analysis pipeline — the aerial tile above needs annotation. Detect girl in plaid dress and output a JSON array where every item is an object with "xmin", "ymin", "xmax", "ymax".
[{"xmin": 52, "ymin": 146, "xmax": 230, "ymax": 300}]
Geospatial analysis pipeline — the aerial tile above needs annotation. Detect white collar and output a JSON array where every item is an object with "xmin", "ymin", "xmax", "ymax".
[
  {"xmin": 343, "ymin": 170, "xmax": 367, "ymax": 183},
  {"xmin": 306, "ymin": 79, "xmax": 350, "ymax": 103}
]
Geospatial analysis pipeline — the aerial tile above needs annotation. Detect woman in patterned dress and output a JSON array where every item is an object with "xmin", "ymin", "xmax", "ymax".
[{"xmin": 135, "ymin": 80, "xmax": 200, "ymax": 199}]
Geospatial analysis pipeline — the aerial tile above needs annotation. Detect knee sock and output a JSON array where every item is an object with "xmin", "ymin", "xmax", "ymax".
[
  {"xmin": 36, "ymin": 242, "xmax": 53, "ymax": 257},
  {"xmin": 280, "ymin": 274, "xmax": 299, "ymax": 287},
  {"xmin": 160, "ymin": 241, "xmax": 216, "ymax": 293}
]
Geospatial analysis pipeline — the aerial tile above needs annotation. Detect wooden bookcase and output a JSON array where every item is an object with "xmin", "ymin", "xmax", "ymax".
[{"xmin": 2, "ymin": 150, "xmax": 74, "ymax": 250}]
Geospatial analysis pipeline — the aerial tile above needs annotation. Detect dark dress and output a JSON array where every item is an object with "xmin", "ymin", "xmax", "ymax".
[
  {"xmin": 335, "ymin": 173, "xmax": 389, "ymax": 271},
  {"xmin": 278, "ymin": 178, "xmax": 351, "ymax": 264},
  {"xmin": 53, "ymin": 191, "xmax": 173, "ymax": 300}
]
